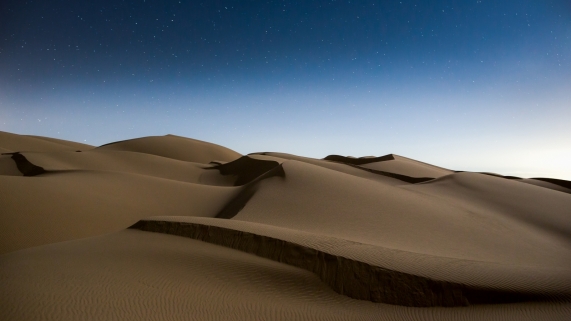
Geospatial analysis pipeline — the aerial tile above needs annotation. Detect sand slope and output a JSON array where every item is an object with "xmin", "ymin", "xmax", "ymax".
[
  {"xmin": 1, "ymin": 131, "xmax": 570, "ymax": 320},
  {"xmin": 0, "ymin": 131, "xmax": 93, "ymax": 152},
  {"xmin": 519, "ymin": 178, "xmax": 571, "ymax": 194},
  {"xmin": 98, "ymin": 134, "xmax": 241, "ymax": 163},
  {"xmin": 250, "ymin": 152, "xmax": 408, "ymax": 185},
  {"xmin": 358, "ymin": 154, "xmax": 453, "ymax": 178},
  {"xmin": 18, "ymin": 150, "xmax": 209, "ymax": 183},
  {"xmin": 0, "ymin": 154, "xmax": 21, "ymax": 176},
  {"xmin": 4, "ymin": 229, "xmax": 570, "ymax": 321},
  {"xmin": 0, "ymin": 170, "xmax": 240, "ymax": 253}
]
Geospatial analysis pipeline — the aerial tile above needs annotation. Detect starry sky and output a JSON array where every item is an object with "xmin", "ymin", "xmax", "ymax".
[{"xmin": 1, "ymin": 0, "xmax": 570, "ymax": 179}]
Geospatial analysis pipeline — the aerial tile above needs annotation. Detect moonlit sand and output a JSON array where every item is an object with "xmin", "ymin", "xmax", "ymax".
[{"xmin": 1, "ymin": 130, "xmax": 570, "ymax": 320}]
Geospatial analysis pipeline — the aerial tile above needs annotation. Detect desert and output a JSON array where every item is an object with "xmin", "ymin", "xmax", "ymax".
[{"xmin": 0, "ymin": 130, "xmax": 570, "ymax": 320}]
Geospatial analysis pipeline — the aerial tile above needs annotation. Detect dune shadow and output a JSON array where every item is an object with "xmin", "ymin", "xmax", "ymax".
[
  {"xmin": 324, "ymin": 154, "xmax": 395, "ymax": 165},
  {"xmin": 323, "ymin": 154, "xmax": 434, "ymax": 183},
  {"xmin": 2, "ymin": 152, "xmax": 46, "ymax": 176},
  {"xmin": 532, "ymin": 177, "xmax": 571, "ymax": 190},
  {"xmin": 208, "ymin": 156, "xmax": 286, "ymax": 219}
]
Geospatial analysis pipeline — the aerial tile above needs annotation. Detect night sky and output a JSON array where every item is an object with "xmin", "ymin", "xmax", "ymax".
[{"xmin": 1, "ymin": 1, "xmax": 570, "ymax": 179}]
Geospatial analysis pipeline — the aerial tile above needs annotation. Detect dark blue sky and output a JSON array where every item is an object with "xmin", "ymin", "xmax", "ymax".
[{"xmin": 1, "ymin": 1, "xmax": 570, "ymax": 178}]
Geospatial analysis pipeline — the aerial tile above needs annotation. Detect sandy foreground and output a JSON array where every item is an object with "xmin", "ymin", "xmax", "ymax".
[{"xmin": 1, "ymin": 130, "xmax": 570, "ymax": 320}]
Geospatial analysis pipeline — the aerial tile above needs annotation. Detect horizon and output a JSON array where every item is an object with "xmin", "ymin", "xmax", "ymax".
[{"xmin": 1, "ymin": 1, "xmax": 570, "ymax": 180}]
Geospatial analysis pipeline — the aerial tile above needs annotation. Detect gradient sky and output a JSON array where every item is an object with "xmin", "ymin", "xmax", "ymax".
[{"xmin": 1, "ymin": 0, "xmax": 570, "ymax": 179}]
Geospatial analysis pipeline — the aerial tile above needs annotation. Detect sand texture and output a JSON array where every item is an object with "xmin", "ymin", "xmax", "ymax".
[{"xmin": 1, "ymin": 131, "xmax": 570, "ymax": 320}]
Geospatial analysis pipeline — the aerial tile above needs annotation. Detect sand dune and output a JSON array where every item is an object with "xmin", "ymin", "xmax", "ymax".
[
  {"xmin": 15, "ymin": 150, "xmax": 209, "ymax": 183},
  {"xmin": 97, "ymin": 134, "xmax": 241, "ymax": 163},
  {"xmin": 1, "ymin": 131, "xmax": 570, "ymax": 320},
  {"xmin": 357, "ymin": 154, "xmax": 453, "ymax": 178},
  {"xmin": 0, "ymin": 130, "xmax": 93, "ymax": 152},
  {"xmin": 250, "ymin": 152, "xmax": 409, "ymax": 185},
  {"xmin": 130, "ymin": 218, "xmax": 571, "ymax": 306},
  {"xmin": 0, "ymin": 170, "xmax": 241, "ymax": 253},
  {"xmin": 230, "ymin": 161, "xmax": 571, "ymax": 266},
  {"xmin": 4, "ymin": 229, "xmax": 570, "ymax": 321},
  {"xmin": 520, "ymin": 178, "xmax": 571, "ymax": 194}
]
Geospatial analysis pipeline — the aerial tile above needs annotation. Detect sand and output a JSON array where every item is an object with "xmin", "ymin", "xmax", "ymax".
[{"xmin": 1, "ymin": 130, "xmax": 570, "ymax": 320}]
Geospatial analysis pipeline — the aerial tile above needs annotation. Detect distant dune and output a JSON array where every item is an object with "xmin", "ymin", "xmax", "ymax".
[{"xmin": 1, "ymin": 131, "xmax": 570, "ymax": 320}]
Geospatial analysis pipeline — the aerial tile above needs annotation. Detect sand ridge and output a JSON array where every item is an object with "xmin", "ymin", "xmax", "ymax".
[{"xmin": 130, "ymin": 218, "xmax": 571, "ymax": 306}]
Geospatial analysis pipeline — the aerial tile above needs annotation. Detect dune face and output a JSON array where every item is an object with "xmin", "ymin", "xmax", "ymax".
[
  {"xmin": 520, "ymin": 178, "xmax": 571, "ymax": 194},
  {"xmin": 97, "ymin": 134, "xmax": 241, "ymax": 163},
  {"xmin": 1, "ymin": 132, "xmax": 570, "ymax": 320},
  {"xmin": 0, "ymin": 131, "xmax": 93, "ymax": 152},
  {"xmin": 0, "ymin": 154, "xmax": 22, "ymax": 176}
]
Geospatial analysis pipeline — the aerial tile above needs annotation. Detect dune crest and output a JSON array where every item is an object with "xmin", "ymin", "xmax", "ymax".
[{"xmin": 97, "ymin": 134, "xmax": 241, "ymax": 163}]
